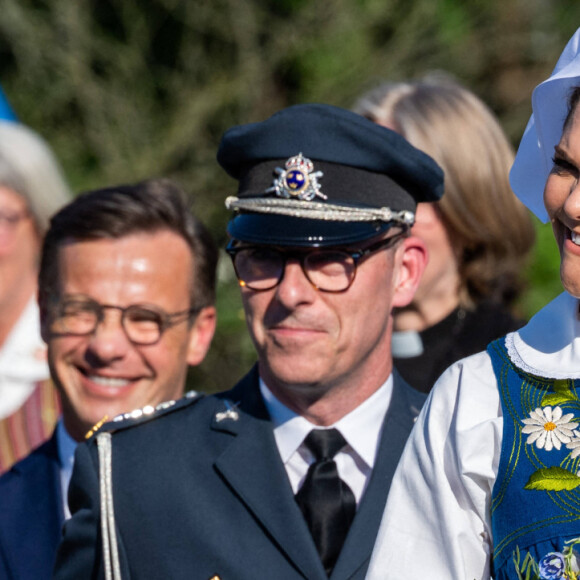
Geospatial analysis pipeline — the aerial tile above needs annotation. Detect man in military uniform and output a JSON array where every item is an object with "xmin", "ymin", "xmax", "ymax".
[
  {"xmin": 54, "ymin": 104, "xmax": 443, "ymax": 580},
  {"xmin": 0, "ymin": 179, "xmax": 217, "ymax": 580}
]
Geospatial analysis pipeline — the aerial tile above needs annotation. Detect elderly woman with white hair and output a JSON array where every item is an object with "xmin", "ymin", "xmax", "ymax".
[
  {"xmin": 0, "ymin": 122, "xmax": 71, "ymax": 472},
  {"xmin": 366, "ymin": 28, "xmax": 580, "ymax": 580}
]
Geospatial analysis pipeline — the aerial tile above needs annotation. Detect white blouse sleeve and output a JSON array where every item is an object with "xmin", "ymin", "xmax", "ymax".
[{"xmin": 366, "ymin": 351, "xmax": 503, "ymax": 579}]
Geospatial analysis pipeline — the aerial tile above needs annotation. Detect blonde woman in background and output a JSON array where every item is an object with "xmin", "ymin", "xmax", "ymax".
[
  {"xmin": 0, "ymin": 121, "xmax": 71, "ymax": 472},
  {"xmin": 353, "ymin": 76, "xmax": 535, "ymax": 393}
]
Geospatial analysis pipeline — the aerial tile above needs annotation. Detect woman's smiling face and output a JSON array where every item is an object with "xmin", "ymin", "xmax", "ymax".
[{"xmin": 544, "ymin": 104, "xmax": 580, "ymax": 297}]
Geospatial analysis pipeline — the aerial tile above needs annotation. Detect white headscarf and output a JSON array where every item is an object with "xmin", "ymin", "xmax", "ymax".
[{"xmin": 510, "ymin": 28, "xmax": 580, "ymax": 223}]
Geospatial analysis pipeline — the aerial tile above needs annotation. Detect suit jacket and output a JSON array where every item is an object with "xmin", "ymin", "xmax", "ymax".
[
  {"xmin": 54, "ymin": 367, "xmax": 425, "ymax": 580},
  {"xmin": 0, "ymin": 431, "xmax": 64, "ymax": 580}
]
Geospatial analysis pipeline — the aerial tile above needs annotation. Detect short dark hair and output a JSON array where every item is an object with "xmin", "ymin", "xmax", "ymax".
[{"xmin": 39, "ymin": 178, "xmax": 218, "ymax": 314}]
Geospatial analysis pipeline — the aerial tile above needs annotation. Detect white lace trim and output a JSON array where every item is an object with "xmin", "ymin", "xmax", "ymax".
[
  {"xmin": 503, "ymin": 331, "xmax": 565, "ymax": 378},
  {"xmin": 505, "ymin": 293, "xmax": 580, "ymax": 379}
]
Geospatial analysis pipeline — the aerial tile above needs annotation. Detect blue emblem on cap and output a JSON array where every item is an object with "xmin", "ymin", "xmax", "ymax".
[{"xmin": 266, "ymin": 153, "xmax": 327, "ymax": 201}]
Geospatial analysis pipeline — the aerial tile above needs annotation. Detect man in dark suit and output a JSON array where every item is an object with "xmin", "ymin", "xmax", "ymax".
[
  {"xmin": 53, "ymin": 104, "xmax": 443, "ymax": 580},
  {"xmin": 0, "ymin": 179, "xmax": 217, "ymax": 580}
]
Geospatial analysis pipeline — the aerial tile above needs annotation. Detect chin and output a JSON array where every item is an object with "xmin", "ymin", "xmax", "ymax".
[
  {"xmin": 263, "ymin": 360, "xmax": 324, "ymax": 390},
  {"xmin": 560, "ymin": 267, "xmax": 580, "ymax": 298},
  {"xmin": 273, "ymin": 370, "xmax": 321, "ymax": 389}
]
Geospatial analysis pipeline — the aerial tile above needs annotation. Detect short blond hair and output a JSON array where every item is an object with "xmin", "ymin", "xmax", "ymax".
[{"xmin": 353, "ymin": 75, "xmax": 535, "ymax": 308}]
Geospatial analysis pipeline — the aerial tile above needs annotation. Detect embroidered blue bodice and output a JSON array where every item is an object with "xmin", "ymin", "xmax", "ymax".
[{"xmin": 489, "ymin": 338, "xmax": 580, "ymax": 579}]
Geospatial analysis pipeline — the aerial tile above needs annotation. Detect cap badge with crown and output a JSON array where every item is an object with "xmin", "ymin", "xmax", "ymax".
[{"xmin": 266, "ymin": 153, "xmax": 327, "ymax": 201}]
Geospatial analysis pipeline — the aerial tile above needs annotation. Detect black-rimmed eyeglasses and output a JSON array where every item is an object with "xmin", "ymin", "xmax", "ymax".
[
  {"xmin": 48, "ymin": 295, "xmax": 199, "ymax": 345},
  {"xmin": 226, "ymin": 232, "xmax": 406, "ymax": 293}
]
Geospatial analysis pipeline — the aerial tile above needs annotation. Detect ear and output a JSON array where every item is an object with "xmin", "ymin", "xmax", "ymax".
[
  {"xmin": 390, "ymin": 235, "xmax": 428, "ymax": 309},
  {"xmin": 186, "ymin": 306, "xmax": 217, "ymax": 366}
]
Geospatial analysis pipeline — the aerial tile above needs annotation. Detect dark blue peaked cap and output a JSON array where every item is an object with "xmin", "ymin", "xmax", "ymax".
[{"xmin": 218, "ymin": 103, "xmax": 444, "ymax": 246}]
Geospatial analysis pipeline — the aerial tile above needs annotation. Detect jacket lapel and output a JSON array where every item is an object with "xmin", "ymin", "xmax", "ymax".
[
  {"xmin": 1, "ymin": 432, "xmax": 63, "ymax": 578},
  {"xmin": 331, "ymin": 371, "xmax": 425, "ymax": 580},
  {"xmin": 212, "ymin": 368, "xmax": 327, "ymax": 580}
]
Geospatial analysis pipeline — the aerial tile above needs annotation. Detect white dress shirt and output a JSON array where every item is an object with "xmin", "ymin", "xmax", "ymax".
[
  {"xmin": 366, "ymin": 291, "xmax": 580, "ymax": 579},
  {"xmin": 260, "ymin": 376, "xmax": 392, "ymax": 505},
  {"xmin": 56, "ymin": 419, "xmax": 77, "ymax": 520},
  {"xmin": 0, "ymin": 297, "xmax": 49, "ymax": 419}
]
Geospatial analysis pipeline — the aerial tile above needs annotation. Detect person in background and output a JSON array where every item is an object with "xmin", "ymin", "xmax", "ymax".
[
  {"xmin": 0, "ymin": 121, "xmax": 71, "ymax": 472},
  {"xmin": 53, "ymin": 104, "xmax": 441, "ymax": 580},
  {"xmin": 0, "ymin": 178, "xmax": 217, "ymax": 580},
  {"xmin": 353, "ymin": 76, "xmax": 535, "ymax": 393},
  {"xmin": 366, "ymin": 28, "xmax": 580, "ymax": 579}
]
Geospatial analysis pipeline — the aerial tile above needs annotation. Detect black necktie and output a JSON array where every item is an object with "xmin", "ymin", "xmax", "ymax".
[{"xmin": 295, "ymin": 428, "xmax": 356, "ymax": 577}]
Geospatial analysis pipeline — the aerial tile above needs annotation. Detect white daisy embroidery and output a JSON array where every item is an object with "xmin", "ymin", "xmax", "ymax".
[
  {"xmin": 567, "ymin": 434, "xmax": 580, "ymax": 458},
  {"xmin": 521, "ymin": 406, "xmax": 578, "ymax": 451}
]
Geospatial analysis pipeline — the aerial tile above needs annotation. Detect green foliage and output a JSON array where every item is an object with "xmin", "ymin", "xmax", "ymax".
[
  {"xmin": 524, "ymin": 466, "xmax": 580, "ymax": 492},
  {"xmin": 521, "ymin": 219, "xmax": 562, "ymax": 318},
  {"xmin": 541, "ymin": 380, "xmax": 578, "ymax": 407},
  {"xmin": 1, "ymin": 0, "xmax": 579, "ymax": 390},
  {"xmin": 512, "ymin": 545, "xmax": 540, "ymax": 580}
]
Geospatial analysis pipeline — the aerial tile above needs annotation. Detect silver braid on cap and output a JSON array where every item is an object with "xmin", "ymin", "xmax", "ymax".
[{"xmin": 225, "ymin": 196, "xmax": 415, "ymax": 227}]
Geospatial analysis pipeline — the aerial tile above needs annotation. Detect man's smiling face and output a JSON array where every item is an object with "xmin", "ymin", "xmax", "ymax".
[{"xmin": 42, "ymin": 230, "xmax": 202, "ymax": 441}]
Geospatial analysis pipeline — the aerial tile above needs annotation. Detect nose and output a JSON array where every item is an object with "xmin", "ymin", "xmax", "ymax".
[
  {"xmin": 274, "ymin": 258, "xmax": 318, "ymax": 308},
  {"xmin": 564, "ymin": 176, "xmax": 580, "ymax": 217},
  {"xmin": 85, "ymin": 310, "xmax": 132, "ymax": 363},
  {"xmin": 564, "ymin": 180, "xmax": 580, "ymax": 221}
]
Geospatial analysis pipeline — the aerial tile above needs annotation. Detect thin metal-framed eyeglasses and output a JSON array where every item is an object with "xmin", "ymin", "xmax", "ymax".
[
  {"xmin": 226, "ymin": 231, "xmax": 407, "ymax": 293},
  {"xmin": 48, "ymin": 295, "xmax": 200, "ymax": 345}
]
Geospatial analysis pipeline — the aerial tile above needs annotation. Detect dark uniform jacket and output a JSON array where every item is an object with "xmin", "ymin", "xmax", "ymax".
[
  {"xmin": 0, "ymin": 432, "xmax": 64, "ymax": 580},
  {"xmin": 53, "ymin": 366, "xmax": 424, "ymax": 580}
]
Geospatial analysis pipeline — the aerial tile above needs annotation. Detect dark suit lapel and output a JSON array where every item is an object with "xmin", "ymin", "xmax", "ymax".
[
  {"xmin": 331, "ymin": 371, "xmax": 424, "ymax": 580},
  {"xmin": 213, "ymin": 368, "xmax": 327, "ymax": 580},
  {"xmin": 2, "ymin": 432, "xmax": 64, "ymax": 578}
]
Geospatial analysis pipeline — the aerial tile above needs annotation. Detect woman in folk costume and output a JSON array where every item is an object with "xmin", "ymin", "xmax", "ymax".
[{"xmin": 366, "ymin": 28, "xmax": 580, "ymax": 580}]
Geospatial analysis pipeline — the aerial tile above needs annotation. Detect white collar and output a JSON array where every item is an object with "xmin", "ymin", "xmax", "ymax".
[
  {"xmin": 0, "ymin": 297, "xmax": 49, "ymax": 418},
  {"xmin": 260, "ymin": 376, "xmax": 393, "ymax": 469},
  {"xmin": 0, "ymin": 296, "xmax": 48, "ymax": 381},
  {"xmin": 56, "ymin": 419, "xmax": 77, "ymax": 519},
  {"xmin": 506, "ymin": 291, "xmax": 580, "ymax": 379}
]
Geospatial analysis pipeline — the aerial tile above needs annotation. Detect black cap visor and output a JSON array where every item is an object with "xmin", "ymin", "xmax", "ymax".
[{"xmin": 227, "ymin": 213, "xmax": 397, "ymax": 247}]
